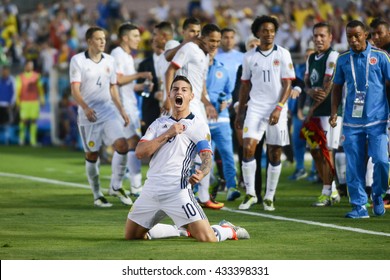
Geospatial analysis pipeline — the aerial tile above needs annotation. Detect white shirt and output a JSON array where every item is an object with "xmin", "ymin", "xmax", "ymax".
[
  {"xmin": 140, "ymin": 114, "xmax": 212, "ymax": 194},
  {"xmin": 69, "ymin": 51, "xmax": 118, "ymax": 125},
  {"xmin": 110, "ymin": 46, "xmax": 138, "ymax": 113},
  {"xmin": 241, "ymin": 45, "xmax": 295, "ymax": 118}
]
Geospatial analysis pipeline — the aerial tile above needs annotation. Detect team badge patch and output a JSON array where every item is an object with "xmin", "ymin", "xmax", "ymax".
[
  {"xmin": 88, "ymin": 141, "xmax": 95, "ymax": 148},
  {"xmin": 106, "ymin": 67, "xmax": 110, "ymax": 74},
  {"xmin": 273, "ymin": 59, "xmax": 280, "ymax": 67},
  {"xmin": 288, "ymin": 63, "xmax": 293, "ymax": 70},
  {"xmin": 244, "ymin": 127, "xmax": 248, "ymax": 133},
  {"xmin": 328, "ymin": 62, "xmax": 335, "ymax": 69},
  {"xmin": 369, "ymin": 57, "xmax": 378, "ymax": 65},
  {"xmin": 206, "ymin": 133, "xmax": 211, "ymax": 141},
  {"xmin": 216, "ymin": 71, "xmax": 223, "ymax": 79}
]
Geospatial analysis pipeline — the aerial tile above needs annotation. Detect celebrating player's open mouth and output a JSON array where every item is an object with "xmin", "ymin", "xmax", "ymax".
[{"xmin": 175, "ymin": 95, "xmax": 183, "ymax": 107}]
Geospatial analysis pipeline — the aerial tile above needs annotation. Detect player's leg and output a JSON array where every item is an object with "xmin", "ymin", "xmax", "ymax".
[
  {"xmin": 29, "ymin": 101, "xmax": 40, "ymax": 147},
  {"xmin": 125, "ymin": 219, "xmax": 149, "ymax": 240}
]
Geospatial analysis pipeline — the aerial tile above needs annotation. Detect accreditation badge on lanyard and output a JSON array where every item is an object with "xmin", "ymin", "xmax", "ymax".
[{"xmin": 350, "ymin": 50, "xmax": 371, "ymax": 118}]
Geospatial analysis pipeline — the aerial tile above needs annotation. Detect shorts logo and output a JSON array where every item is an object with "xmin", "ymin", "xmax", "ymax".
[
  {"xmin": 216, "ymin": 71, "xmax": 223, "ymax": 79},
  {"xmin": 244, "ymin": 127, "xmax": 248, "ymax": 133},
  {"xmin": 369, "ymin": 57, "xmax": 377, "ymax": 65},
  {"xmin": 88, "ymin": 141, "xmax": 95, "ymax": 148},
  {"xmin": 273, "ymin": 59, "xmax": 280, "ymax": 67}
]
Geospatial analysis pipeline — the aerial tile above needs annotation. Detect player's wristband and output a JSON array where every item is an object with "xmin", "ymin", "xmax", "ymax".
[{"xmin": 275, "ymin": 102, "xmax": 284, "ymax": 111}]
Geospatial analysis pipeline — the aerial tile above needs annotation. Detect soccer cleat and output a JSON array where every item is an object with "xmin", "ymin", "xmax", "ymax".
[
  {"xmin": 198, "ymin": 197, "xmax": 224, "ymax": 209},
  {"xmin": 263, "ymin": 199, "xmax": 275, "ymax": 211},
  {"xmin": 331, "ymin": 191, "xmax": 341, "ymax": 204},
  {"xmin": 109, "ymin": 187, "xmax": 133, "ymax": 206},
  {"xmin": 288, "ymin": 169, "xmax": 308, "ymax": 180},
  {"xmin": 94, "ymin": 196, "xmax": 113, "ymax": 208},
  {"xmin": 345, "ymin": 206, "xmax": 370, "ymax": 219},
  {"xmin": 226, "ymin": 187, "xmax": 241, "ymax": 201},
  {"xmin": 312, "ymin": 194, "xmax": 331, "ymax": 207},
  {"xmin": 219, "ymin": 220, "xmax": 250, "ymax": 240},
  {"xmin": 238, "ymin": 194, "xmax": 258, "ymax": 210},
  {"xmin": 131, "ymin": 185, "xmax": 143, "ymax": 197},
  {"xmin": 337, "ymin": 183, "xmax": 348, "ymax": 197},
  {"xmin": 372, "ymin": 195, "xmax": 386, "ymax": 216}
]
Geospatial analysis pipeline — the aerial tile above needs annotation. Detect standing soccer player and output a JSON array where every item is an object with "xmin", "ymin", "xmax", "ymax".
[
  {"xmin": 111, "ymin": 23, "xmax": 152, "ymax": 197},
  {"xmin": 125, "ymin": 75, "xmax": 249, "ymax": 242},
  {"xmin": 70, "ymin": 26, "xmax": 132, "ymax": 207},
  {"xmin": 235, "ymin": 16, "xmax": 295, "ymax": 211},
  {"xmin": 330, "ymin": 20, "xmax": 390, "ymax": 218},
  {"xmin": 303, "ymin": 22, "xmax": 341, "ymax": 207}
]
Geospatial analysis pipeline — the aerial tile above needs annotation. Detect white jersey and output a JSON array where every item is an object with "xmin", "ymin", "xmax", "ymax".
[
  {"xmin": 140, "ymin": 113, "xmax": 212, "ymax": 194},
  {"xmin": 69, "ymin": 51, "xmax": 118, "ymax": 125},
  {"xmin": 110, "ymin": 46, "xmax": 138, "ymax": 113},
  {"xmin": 171, "ymin": 42, "xmax": 209, "ymax": 103},
  {"xmin": 241, "ymin": 45, "xmax": 295, "ymax": 119}
]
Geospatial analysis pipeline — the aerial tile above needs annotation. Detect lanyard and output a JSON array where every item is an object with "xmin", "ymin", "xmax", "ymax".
[{"xmin": 350, "ymin": 49, "xmax": 371, "ymax": 92}]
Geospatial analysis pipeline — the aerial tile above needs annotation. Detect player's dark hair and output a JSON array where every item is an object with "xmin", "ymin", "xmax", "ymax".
[
  {"xmin": 85, "ymin": 26, "xmax": 105, "ymax": 41},
  {"xmin": 201, "ymin": 23, "xmax": 221, "ymax": 37},
  {"xmin": 155, "ymin": 21, "xmax": 174, "ymax": 36},
  {"xmin": 118, "ymin": 22, "xmax": 139, "ymax": 38},
  {"xmin": 183, "ymin": 17, "xmax": 201, "ymax": 30},
  {"xmin": 313, "ymin": 22, "xmax": 332, "ymax": 34},
  {"xmin": 370, "ymin": 18, "xmax": 389, "ymax": 29},
  {"xmin": 221, "ymin": 27, "xmax": 236, "ymax": 36},
  {"xmin": 251, "ymin": 15, "xmax": 279, "ymax": 38},
  {"xmin": 171, "ymin": 75, "xmax": 193, "ymax": 92},
  {"xmin": 346, "ymin": 20, "xmax": 367, "ymax": 31}
]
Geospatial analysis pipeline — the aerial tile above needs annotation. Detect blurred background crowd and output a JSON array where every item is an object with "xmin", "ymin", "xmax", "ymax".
[{"xmin": 1, "ymin": 0, "xmax": 390, "ymax": 148}]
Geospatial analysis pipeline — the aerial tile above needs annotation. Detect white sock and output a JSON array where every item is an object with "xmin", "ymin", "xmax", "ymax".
[
  {"xmin": 128, "ymin": 150, "xmax": 142, "ymax": 188},
  {"xmin": 242, "ymin": 159, "xmax": 256, "ymax": 196},
  {"xmin": 86, "ymin": 160, "xmax": 102, "ymax": 199},
  {"xmin": 264, "ymin": 162, "xmax": 281, "ymax": 201},
  {"xmin": 110, "ymin": 151, "xmax": 127, "ymax": 190},
  {"xmin": 331, "ymin": 181, "xmax": 337, "ymax": 192},
  {"xmin": 366, "ymin": 157, "xmax": 373, "ymax": 187},
  {"xmin": 198, "ymin": 172, "xmax": 211, "ymax": 203},
  {"xmin": 147, "ymin": 224, "xmax": 180, "ymax": 239},
  {"xmin": 335, "ymin": 152, "xmax": 346, "ymax": 184},
  {"xmin": 211, "ymin": 225, "xmax": 233, "ymax": 242},
  {"xmin": 322, "ymin": 185, "xmax": 332, "ymax": 196}
]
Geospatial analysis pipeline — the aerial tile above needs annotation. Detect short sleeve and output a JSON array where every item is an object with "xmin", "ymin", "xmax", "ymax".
[
  {"xmin": 140, "ymin": 120, "xmax": 159, "ymax": 142},
  {"xmin": 324, "ymin": 51, "xmax": 339, "ymax": 76},
  {"xmin": 281, "ymin": 49, "xmax": 296, "ymax": 79},
  {"xmin": 69, "ymin": 56, "xmax": 81, "ymax": 83},
  {"xmin": 241, "ymin": 53, "xmax": 251, "ymax": 81}
]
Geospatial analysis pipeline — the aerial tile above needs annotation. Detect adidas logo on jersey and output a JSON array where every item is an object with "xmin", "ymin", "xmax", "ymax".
[{"xmin": 163, "ymin": 124, "xmax": 168, "ymax": 128}]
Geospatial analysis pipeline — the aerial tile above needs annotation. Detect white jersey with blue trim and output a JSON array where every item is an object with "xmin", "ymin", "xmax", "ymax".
[{"xmin": 140, "ymin": 113, "xmax": 212, "ymax": 194}]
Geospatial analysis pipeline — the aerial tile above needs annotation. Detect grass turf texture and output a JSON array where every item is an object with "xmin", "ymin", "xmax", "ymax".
[{"xmin": 0, "ymin": 146, "xmax": 389, "ymax": 260}]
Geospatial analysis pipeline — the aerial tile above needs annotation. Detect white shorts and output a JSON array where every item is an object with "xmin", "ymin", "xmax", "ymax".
[
  {"xmin": 78, "ymin": 118, "xmax": 125, "ymax": 152},
  {"xmin": 123, "ymin": 109, "xmax": 142, "ymax": 139},
  {"xmin": 127, "ymin": 188, "xmax": 207, "ymax": 229},
  {"xmin": 243, "ymin": 112, "xmax": 289, "ymax": 146},
  {"xmin": 314, "ymin": 116, "xmax": 342, "ymax": 149}
]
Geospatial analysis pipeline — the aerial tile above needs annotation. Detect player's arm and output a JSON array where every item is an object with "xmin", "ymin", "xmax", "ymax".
[
  {"xmin": 117, "ymin": 72, "xmax": 152, "ymax": 87},
  {"xmin": 269, "ymin": 78, "xmax": 292, "ymax": 125},
  {"xmin": 163, "ymin": 63, "xmax": 178, "ymax": 113},
  {"xmin": 234, "ymin": 80, "xmax": 250, "ymax": 129},
  {"xmin": 70, "ymin": 82, "xmax": 97, "ymax": 122},
  {"xmin": 135, "ymin": 123, "xmax": 184, "ymax": 159},
  {"xmin": 201, "ymin": 82, "xmax": 218, "ymax": 120},
  {"xmin": 329, "ymin": 83, "xmax": 343, "ymax": 128},
  {"xmin": 189, "ymin": 150, "xmax": 212, "ymax": 185},
  {"xmin": 110, "ymin": 83, "xmax": 129, "ymax": 127}
]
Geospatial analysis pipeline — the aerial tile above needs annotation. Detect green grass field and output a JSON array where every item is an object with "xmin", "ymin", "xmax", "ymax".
[{"xmin": 0, "ymin": 145, "xmax": 389, "ymax": 260}]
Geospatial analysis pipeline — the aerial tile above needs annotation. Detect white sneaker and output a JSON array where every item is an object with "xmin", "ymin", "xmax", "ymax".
[
  {"xmin": 219, "ymin": 220, "xmax": 250, "ymax": 240},
  {"xmin": 238, "ymin": 194, "xmax": 258, "ymax": 210},
  {"xmin": 131, "ymin": 185, "xmax": 143, "ymax": 197},
  {"xmin": 94, "ymin": 196, "xmax": 113, "ymax": 208},
  {"xmin": 109, "ymin": 187, "xmax": 133, "ymax": 205},
  {"xmin": 263, "ymin": 199, "xmax": 275, "ymax": 211},
  {"xmin": 331, "ymin": 191, "xmax": 341, "ymax": 204}
]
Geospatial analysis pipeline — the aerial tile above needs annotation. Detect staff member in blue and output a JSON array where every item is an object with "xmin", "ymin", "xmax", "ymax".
[
  {"xmin": 329, "ymin": 20, "xmax": 390, "ymax": 218},
  {"xmin": 207, "ymin": 48, "xmax": 241, "ymax": 202}
]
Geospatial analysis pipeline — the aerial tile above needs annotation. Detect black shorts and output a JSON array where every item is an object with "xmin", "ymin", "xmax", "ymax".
[{"xmin": 0, "ymin": 107, "xmax": 10, "ymax": 125}]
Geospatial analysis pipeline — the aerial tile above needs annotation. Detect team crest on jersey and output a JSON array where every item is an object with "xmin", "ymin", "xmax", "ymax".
[
  {"xmin": 106, "ymin": 67, "xmax": 110, "ymax": 74},
  {"xmin": 88, "ymin": 141, "xmax": 95, "ymax": 148},
  {"xmin": 310, "ymin": 69, "xmax": 320, "ymax": 85},
  {"xmin": 273, "ymin": 59, "xmax": 280, "ymax": 67},
  {"xmin": 215, "ymin": 71, "xmax": 224, "ymax": 79},
  {"xmin": 205, "ymin": 133, "xmax": 211, "ymax": 141},
  {"xmin": 369, "ymin": 57, "xmax": 378, "ymax": 65},
  {"xmin": 288, "ymin": 63, "xmax": 293, "ymax": 70}
]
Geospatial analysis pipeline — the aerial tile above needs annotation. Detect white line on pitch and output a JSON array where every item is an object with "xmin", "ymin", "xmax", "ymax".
[
  {"xmin": 1, "ymin": 172, "xmax": 389, "ymax": 237},
  {"xmin": 222, "ymin": 207, "xmax": 390, "ymax": 237}
]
